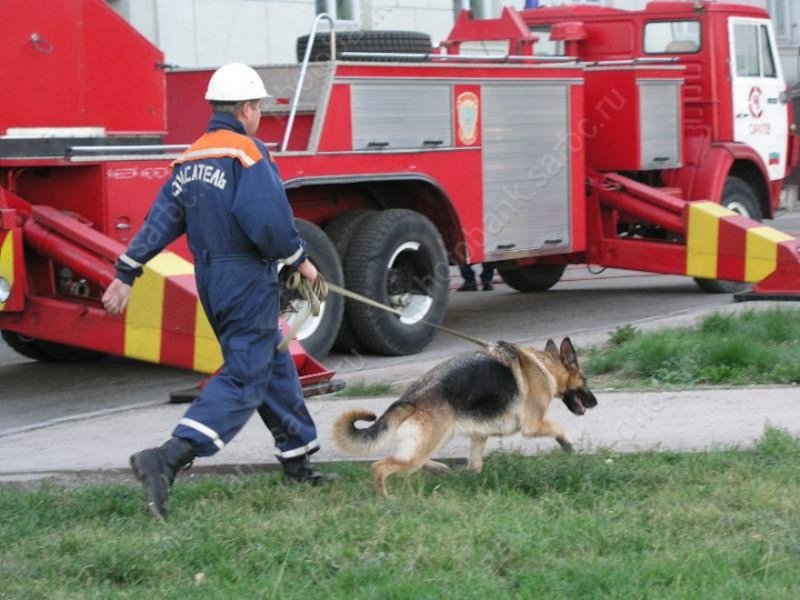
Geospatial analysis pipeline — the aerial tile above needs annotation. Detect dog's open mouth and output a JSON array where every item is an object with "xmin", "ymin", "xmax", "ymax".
[{"xmin": 563, "ymin": 390, "xmax": 593, "ymax": 416}]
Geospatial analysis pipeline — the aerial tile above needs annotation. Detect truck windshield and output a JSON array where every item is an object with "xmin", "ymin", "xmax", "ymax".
[{"xmin": 644, "ymin": 21, "xmax": 701, "ymax": 54}]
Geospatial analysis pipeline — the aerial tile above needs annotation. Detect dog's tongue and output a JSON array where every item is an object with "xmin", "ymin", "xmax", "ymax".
[{"xmin": 577, "ymin": 401, "xmax": 587, "ymax": 415}]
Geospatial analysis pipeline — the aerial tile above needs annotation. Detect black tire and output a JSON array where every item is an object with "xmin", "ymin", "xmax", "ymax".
[
  {"xmin": 36, "ymin": 341, "xmax": 107, "ymax": 363},
  {"xmin": 497, "ymin": 264, "xmax": 566, "ymax": 292},
  {"xmin": 1, "ymin": 330, "xmax": 106, "ymax": 363},
  {"xmin": 1, "ymin": 330, "xmax": 54, "ymax": 361},
  {"xmin": 297, "ymin": 31, "xmax": 433, "ymax": 63},
  {"xmin": 344, "ymin": 209, "xmax": 449, "ymax": 356},
  {"xmin": 324, "ymin": 210, "xmax": 377, "ymax": 352},
  {"xmin": 279, "ymin": 219, "xmax": 344, "ymax": 360},
  {"xmin": 694, "ymin": 176, "xmax": 761, "ymax": 294}
]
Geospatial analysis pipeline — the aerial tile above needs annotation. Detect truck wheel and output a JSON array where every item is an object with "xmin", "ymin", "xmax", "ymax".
[
  {"xmin": 279, "ymin": 219, "xmax": 344, "ymax": 360},
  {"xmin": 1, "ymin": 330, "xmax": 106, "ymax": 363},
  {"xmin": 497, "ymin": 264, "xmax": 566, "ymax": 292},
  {"xmin": 297, "ymin": 31, "xmax": 433, "ymax": 63},
  {"xmin": 324, "ymin": 210, "xmax": 376, "ymax": 352},
  {"xmin": 345, "ymin": 209, "xmax": 449, "ymax": 356},
  {"xmin": 36, "ymin": 341, "xmax": 107, "ymax": 363},
  {"xmin": 694, "ymin": 177, "xmax": 762, "ymax": 294},
  {"xmin": 1, "ymin": 330, "xmax": 54, "ymax": 361}
]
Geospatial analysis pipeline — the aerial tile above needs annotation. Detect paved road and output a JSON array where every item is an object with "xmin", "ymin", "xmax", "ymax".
[
  {"xmin": 0, "ymin": 268, "xmax": 731, "ymax": 434},
  {"xmin": 1, "ymin": 211, "xmax": 798, "ymax": 434}
]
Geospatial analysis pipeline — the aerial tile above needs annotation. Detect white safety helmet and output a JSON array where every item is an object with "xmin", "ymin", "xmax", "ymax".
[{"xmin": 205, "ymin": 62, "xmax": 270, "ymax": 101}]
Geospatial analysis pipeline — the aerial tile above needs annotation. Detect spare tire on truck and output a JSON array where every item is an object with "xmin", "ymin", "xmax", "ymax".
[{"xmin": 296, "ymin": 31, "xmax": 433, "ymax": 62}]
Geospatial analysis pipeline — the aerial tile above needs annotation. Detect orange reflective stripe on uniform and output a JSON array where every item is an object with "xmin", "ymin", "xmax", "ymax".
[{"xmin": 171, "ymin": 130, "xmax": 263, "ymax": 168}]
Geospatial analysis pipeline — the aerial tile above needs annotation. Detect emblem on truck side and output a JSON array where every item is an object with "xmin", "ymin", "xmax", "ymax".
[
  {"xmin": 456, "ymin": 91, "xmax": 480, "ymax": 146},
  {"xmin": 748, "ymin": 86, "xmax": 763, "ymax": 119}
]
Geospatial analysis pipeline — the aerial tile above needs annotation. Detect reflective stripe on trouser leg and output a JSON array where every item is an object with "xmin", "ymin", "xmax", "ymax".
[
  {"xmin": 256, "ymin": 343, "xmax": 320, "ymax": 460},
  {"xmin": 172, "ymin": 352, "xmax": 270, "ymax": 456},
  {"xmin": 178, "ymin": 418, "xmax": 225, "ymax": 450},
  {"xmin": 173, "ymin": 330, "xmax": 279, "ymax": 456}
]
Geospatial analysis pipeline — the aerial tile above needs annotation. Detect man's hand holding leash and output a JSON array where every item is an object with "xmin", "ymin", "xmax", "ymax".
[{"xmin": 296, "ymin": 259, "xmax": 318, "ymax": 283}]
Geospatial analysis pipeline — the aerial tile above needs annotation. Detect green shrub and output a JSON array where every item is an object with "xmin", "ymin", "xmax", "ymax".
[{"xmin": 584, "ymin": 308, "xmax": 800, "ymax": 388}]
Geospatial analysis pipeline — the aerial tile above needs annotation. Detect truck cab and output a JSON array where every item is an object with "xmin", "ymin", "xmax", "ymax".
[{"xmin": 518, "ymin": 1, "xmax": 795, "ymax": 219}]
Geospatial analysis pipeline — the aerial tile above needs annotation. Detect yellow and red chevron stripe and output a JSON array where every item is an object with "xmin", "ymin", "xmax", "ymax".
[
  {"xmin": 0, "ymin": 229, "xmax": 24, "ymax": 312},
  {"xmin": 124, "ymin": 252, "xmax": 223, "ymax": 374},
  {"xmin": 686, "ymin": 202, "xmax": 796, "ymax": 283}
]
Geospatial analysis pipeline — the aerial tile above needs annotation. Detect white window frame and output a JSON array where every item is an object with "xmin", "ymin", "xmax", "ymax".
[
  {"xmin": 767, "ymin": 0, "xmax": 792, "ymax": 44},
  {"xmin": 317, "ymin": 0, "xmax": 361, "ymax": 29},
  {"xmin": 732, "ymin": 21, "xmax": 780, "ymax": 79}
]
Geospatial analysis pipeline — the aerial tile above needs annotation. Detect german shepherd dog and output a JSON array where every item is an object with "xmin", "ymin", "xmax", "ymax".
[{"xmin": 333, "ymin": 338, "xmax": 598, "ymax": 497}]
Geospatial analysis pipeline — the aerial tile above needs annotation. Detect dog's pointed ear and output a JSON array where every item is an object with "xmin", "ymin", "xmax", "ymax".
[
  {"xmin": 560, "ymin": 337, "xmax": 579, "ymax": 371},
  {"xmin": 544, "ymin": 339, "xmax": 559, "ymax": 357}
]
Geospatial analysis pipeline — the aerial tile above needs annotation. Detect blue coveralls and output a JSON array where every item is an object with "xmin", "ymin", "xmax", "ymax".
[{"xmin": 115, "ymin": 113, "xmax": 320, "ymax": 460}]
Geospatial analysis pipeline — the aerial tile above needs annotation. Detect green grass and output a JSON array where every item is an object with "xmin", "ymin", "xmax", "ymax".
[
  {"xmin": 2, "ymin": 428, "xmax": 800, "ymax": 598},
  {"xmin": 584, "ymin": 307, "xmax": 800, "ymax": 387}
]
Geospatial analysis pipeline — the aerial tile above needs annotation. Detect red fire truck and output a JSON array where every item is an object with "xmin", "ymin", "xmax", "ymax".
[{"xmin": 1, "ymin": 0, "xmax": 799, "ymax": 381}]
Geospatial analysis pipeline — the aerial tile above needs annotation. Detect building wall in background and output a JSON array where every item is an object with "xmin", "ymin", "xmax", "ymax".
[
  {"xmin": 360, "ymin": 0, "xmax": 454, "ymax": 37},
  {"xmin": 106, "ymin": 0, "xmax": 799, "ymax": 85},
  {"xmin": 107, "ymin": 0, "xmax": 454, "ymax": 67}
]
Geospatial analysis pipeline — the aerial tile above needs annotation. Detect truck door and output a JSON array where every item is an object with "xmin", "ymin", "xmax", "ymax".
[{"xmin": 729, "ymin": 18, "xmax": 788, "ymax": 181}]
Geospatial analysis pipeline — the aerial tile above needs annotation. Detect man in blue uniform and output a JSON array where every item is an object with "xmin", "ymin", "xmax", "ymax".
[{"xmin": 102, "ymin": 62, "xmax": 336, "ymax": 521}]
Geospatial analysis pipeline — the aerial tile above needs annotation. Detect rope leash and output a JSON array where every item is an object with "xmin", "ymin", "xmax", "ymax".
[
  {"xmin": 277, "ymin": 271, "xmax": 491, "ymax": 352},
  {"xmin": 277, "ymin": 271, "xmax": 329, "ymax": 352}
]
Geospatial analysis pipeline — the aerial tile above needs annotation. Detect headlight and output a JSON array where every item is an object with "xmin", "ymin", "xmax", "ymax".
[{"xmin": 0, "ymin": 277, "xmax": 11, "ymax": 303}]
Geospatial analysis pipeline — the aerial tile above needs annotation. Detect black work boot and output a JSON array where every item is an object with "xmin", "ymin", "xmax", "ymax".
[
  {"xmin": 457, "ymin": 281, "xmax": 478, "ymax": 292},
  {"xmin": 282, "ymin": 455, "xmax": 338, "ymax": 485},
  {"xmin": 129, "ymin": 437, "xmax": 196, "ymax": 521}
]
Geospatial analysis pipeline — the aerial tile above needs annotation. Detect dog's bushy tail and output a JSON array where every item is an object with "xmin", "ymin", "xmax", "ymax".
[{"xmin": 333, "ymin": 402, "xmax": 416, "ymax": 455}]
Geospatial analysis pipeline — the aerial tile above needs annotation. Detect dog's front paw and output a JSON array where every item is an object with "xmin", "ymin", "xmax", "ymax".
[{"xmin": 558, "ymin": 437, "xmax": 574, "ymax": 453}]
